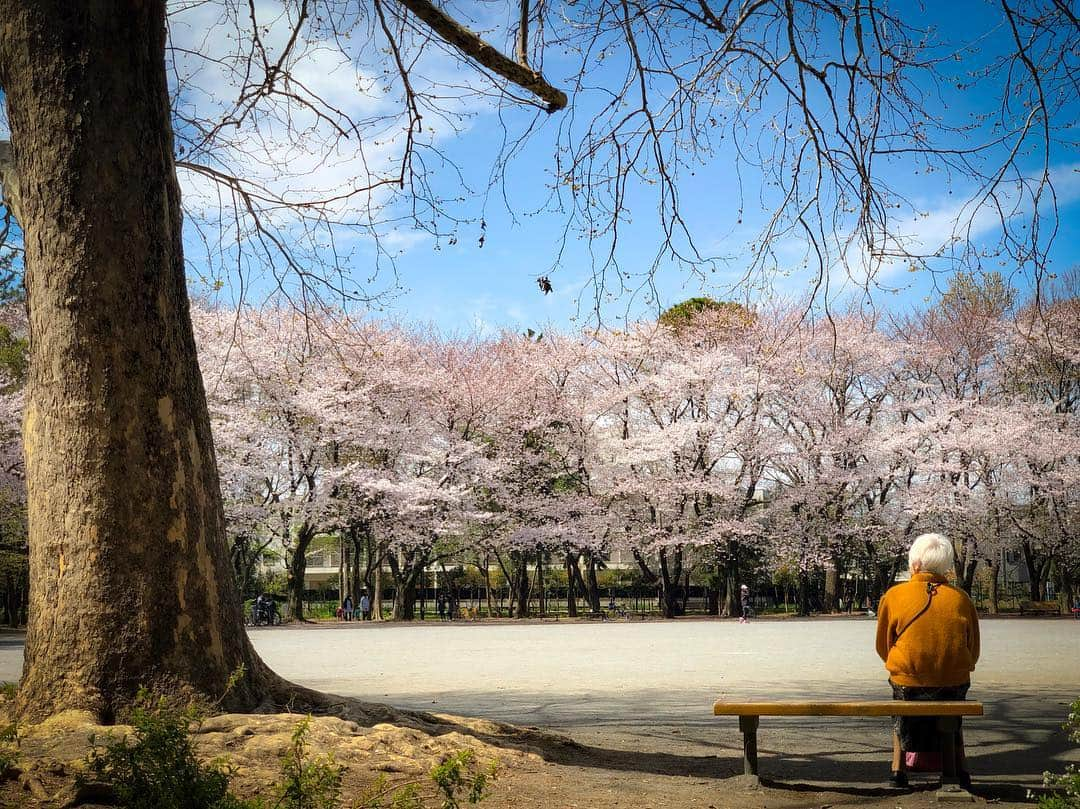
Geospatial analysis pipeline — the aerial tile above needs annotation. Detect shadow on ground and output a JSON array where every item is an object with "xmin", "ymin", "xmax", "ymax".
[{"xmin": 393, "ymin": 685, "xmax": 1076, "ymax": 803}]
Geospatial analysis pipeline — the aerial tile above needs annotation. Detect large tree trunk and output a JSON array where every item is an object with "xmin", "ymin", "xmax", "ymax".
[
  {"xmin": 722, "ymin": 543, "xmax": 740, "ymax": 617},
  {"xmin": 536, "ymin": 549, "xmax": 546, "ymax": 616},
  {"xmin": 349, "ymin": 532, "xmax": 362, "ymax": 607},
  {"xmin": 1020, "ymin": 540, "xmax": 1042, "ymax": 602},
  {"xmin": 824, "ymin": 559, "xmax": 840, "ymax": 613},
  {"xmin": 338, "ymin": 535, "xmax": 347, "ymax": 606},
  {"xmin": 513, "ymin": 553, "xmax": 530, "ymax": 619},
  {"xmin": 657, "ymin": 548, "xmax": 683, "ymax": 619},
  {"xmin": 388, "ymin": 548, "xmax": 426, "ymax": 620},
  {"xmin": 483, "ymin": 555, "xmax": 495, "ymax": 617},
  {"xmin": 986, "ymin": 555, "xmax": 1001, "ymax": 615},
  {"xmin": 286, "ymin": 525, "xmax": 315, "ymax": 622},
  {"xmin": 0, "ymin": 0, "xmax": 270, "ymax": 720},
  {"xmin": 583, "ymin": 551, "xmax": 601, "ymax": 613},
  {"xmin": 634, "ymin": 547, "xmax": 683, "ymax": 619},
  {"xmin": 564, "ymin": 551, "xmax": 578, "ymax": 618},
  {"xmin": 796, "ymin": 570, "xmax": 812, "ymax": 617},
  {"xmin": 373, "ymin": 558, "xmax": 383, "ymax": 621},
  {"xmin": 706, "ymin": 561, "xmax": 720, "ymax": 616}
]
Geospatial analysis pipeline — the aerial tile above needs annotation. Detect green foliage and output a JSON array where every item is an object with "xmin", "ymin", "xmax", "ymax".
[
  {"xmin": 0, "ymin": 719, "xmax": 19, "ymax": 775},
  {"xmin": 658, "ymin": 297, "xmax": 753, "ymax": 334},
  {"xmin": 0, "ymin": 252, "xmax": 23, "ymax": 307},
  {"xmin": 430, "ymin": 750, "xmax": 495, "ymax": 809},
  {"xmin": 0, "ymin": 323, "xmax": 26, "ymax": 390},
  {"xmin": 83, "ymin": 689, "xmax": 257, "ymax": 809},
  {"xmin": 358, "ymin": 750, "xmax": 497, "ymax": 809},
  {"xmin": 939, "ymin": 270, "xmax": 1016, "ymax": 320},
  {"xmin": 274, "ymin": 716, "xmax": 342, "ymax": 809},
  {"xmin": 71, "ymin": 676, "xmax": 492, "ymax": 809},
  {"xmin": 1039, "ymin": 697, "xmax": 1080, "ymax": 809},
  {"xmin": 388, "ymin": 782, "xmax": 423, "ymax": 809}
]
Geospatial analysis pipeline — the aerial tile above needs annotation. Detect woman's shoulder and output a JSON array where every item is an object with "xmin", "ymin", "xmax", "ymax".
[{"xmin": 942, "ymin": 582, "xmax": 976, "ymax": 605}]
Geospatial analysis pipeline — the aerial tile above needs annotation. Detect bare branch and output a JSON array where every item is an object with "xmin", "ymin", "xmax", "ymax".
[
  {"xmin": 393, "ymin": 0, "xmax": 567, "ymax": 111},
  {"xmin": 517, "ymin": 0, "xmax": 531, "ymax": 67}
]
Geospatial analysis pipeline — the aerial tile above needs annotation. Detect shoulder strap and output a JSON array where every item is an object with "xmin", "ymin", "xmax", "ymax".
[{"xmin": 894, "ymin": 581, "xmax": 941, "ymax": 641}]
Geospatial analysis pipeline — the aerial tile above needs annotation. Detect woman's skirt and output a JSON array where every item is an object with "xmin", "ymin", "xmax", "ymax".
[{"xmin": 890, "ymin": 681, "xmax": 969, "ymax": 752}]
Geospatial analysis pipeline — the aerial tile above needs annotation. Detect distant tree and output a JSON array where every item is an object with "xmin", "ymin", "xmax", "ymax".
[
  {"xmin": 0, "ymin": 252, "xmax": 22, "ymax": 305},
  {"xmin": 658, "ymin": 298, "xmax": 753, "ymax": 335}
]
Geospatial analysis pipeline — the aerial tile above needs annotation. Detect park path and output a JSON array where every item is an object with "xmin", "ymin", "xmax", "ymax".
[
  {"xmin": 250, "ymin": 616, "xmax": 1080, "ymax": 793},
  {"xmin": 1, "ymin": 617, "xmax": 1077, "ymax": 793}
]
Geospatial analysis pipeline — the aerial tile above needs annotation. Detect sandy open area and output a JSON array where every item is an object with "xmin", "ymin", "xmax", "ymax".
[{"xmin": 2, "ymin": 616, "xmax": 1077, "ymax": 806}]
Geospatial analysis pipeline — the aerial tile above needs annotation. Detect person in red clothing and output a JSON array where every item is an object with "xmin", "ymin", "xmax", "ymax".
[{"xmin": 876, "ymin": 532, "xmax": 980, "ymax": 789}]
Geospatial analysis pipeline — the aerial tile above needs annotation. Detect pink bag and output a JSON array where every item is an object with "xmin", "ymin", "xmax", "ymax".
[{"xmin": 905, "ymin": 751, "xmax": 942, "ymax": 772}]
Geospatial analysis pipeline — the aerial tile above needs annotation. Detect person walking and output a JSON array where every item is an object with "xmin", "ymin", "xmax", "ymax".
[
  {"xmin": 342, "ymin": 593, "xmax": 354, "ymax": 621},
  {"xmin": 739, "ymin": 584, "xmax": 752, "ymax": 623},
  {"xmin": 359, "ymin": 591, "xmax": 371, "ymax": 621}
]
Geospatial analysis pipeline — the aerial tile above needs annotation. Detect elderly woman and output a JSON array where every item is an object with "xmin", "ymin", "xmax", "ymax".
[{"xmin": 875, "ymin": 533, "xmax": 980, "ymax": 788}]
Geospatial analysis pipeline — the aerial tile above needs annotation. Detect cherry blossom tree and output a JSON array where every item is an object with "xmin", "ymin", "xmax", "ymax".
[{"xmin": 0, "ymin": 301, "xmax": 26, "ymax": 626}]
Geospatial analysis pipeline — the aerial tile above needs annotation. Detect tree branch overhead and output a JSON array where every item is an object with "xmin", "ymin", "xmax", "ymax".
[{"xmin": 393, "ymin": 0, "xmax": 568, "ymax": 112}]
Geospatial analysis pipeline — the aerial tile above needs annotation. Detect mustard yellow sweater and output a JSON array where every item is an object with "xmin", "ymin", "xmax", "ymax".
[{"xmin": 875, "ymin": 572, "xmax": 980, "ymax": 687}]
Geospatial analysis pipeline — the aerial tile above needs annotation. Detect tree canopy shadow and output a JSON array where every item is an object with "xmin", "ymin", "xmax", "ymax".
[{"xmin": 303, "ymin": 685, "xmax": 1078, "ymax": 800}]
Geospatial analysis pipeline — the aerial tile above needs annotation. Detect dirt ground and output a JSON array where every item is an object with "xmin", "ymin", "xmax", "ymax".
[
  {"xmin": 0, "ymin": 702, "xmax": 1058, "ymax": 809},
  {"xmin": 1, "ymin": 618, "xmax": 1075, "ymax": 807}
]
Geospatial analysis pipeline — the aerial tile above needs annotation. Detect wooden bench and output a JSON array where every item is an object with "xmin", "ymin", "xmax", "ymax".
[
  {"xmin": 714, "ymin": 700, "xmax": 984, "ymax": 794},
  {"xmin": 1019, "ymin": 600, "xmax": 1060, "ymax": 616}
]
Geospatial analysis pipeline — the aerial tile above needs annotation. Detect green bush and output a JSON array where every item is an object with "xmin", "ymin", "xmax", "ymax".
[
  {"xmin": 359, "ymin": 750, "xmax": 497, "ymax": 809},
  {"xmin": 1039, "ymin": 697, "xmax": 1080, "ymax": 809},
  {"xmin": 0, "ymin": 720, "xmax": 18, "ymax": 776},
  {"xmin": 431, "ymin": 750, "xmax": 496, "ymax": 809},
  {"xmin": 76, "ymin": 672, "xmax": 493, "ymax": 809},
  {"xmin": 82, "ymin": 689, "xmax": 256, "ymax": 809},
  {"xmin": 274, "ymin": 716, "xmax": 341, "ymax": 809}
]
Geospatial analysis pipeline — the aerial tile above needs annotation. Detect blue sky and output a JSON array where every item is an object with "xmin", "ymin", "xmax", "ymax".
[
  {"xmin": 321, "ymin": 0, "xmax": 1080, "ymax": 335},
  {"xmin": 5, "ymin": 1, "xmax": 1070, "ymax": 336}
]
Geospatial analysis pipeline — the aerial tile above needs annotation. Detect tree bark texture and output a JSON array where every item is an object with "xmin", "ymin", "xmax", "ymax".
[
  {"xmin": 564, "ymin": 551, "xmax": 578, "ymax": 618},
  {"xmin": 583, "ymin": 551, "xmax": 601, "ymax": 613},
  {"xmin": 536, "ymin": 550, "xmax": 545, "ymax": 616},
  {"xmin": 512, "ymin": 554, "xmax": 530, "ymax": 619},
  {"xmin": 824, "ymin": 561, "xmax": 839, "ymax": 613},
  {"xmin": 388, "ymin": 548, "xmax": 424, "ymax": 620},
  {"xmin": 373, "ymin": 559, "xmax": 383, "ymax": 620},
  {"xmin": 287, "ymin": 526, "xmax": 315, "ymax": 622},
  {"xmin": 987, "ymin": 557, "xmax": 1001, "ymax": 615},
  {"xmin": 0, "ymin": 0, "xmax": 272, "ymax": 720},
  {"xmin": 1021, "ymin": 541, "xmax": 1042, "ymax": 601}
]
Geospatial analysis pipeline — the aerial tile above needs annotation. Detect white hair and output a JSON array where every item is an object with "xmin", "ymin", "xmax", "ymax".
[{"xmin": 908, "ymin": 533, "xmax": 955, "ymax": 577}]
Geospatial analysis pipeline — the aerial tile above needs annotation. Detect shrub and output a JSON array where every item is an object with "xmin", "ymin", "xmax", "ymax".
[
  {"xmin": 274, "ymin": 716, "xmax": 341, "ymax": 809},
  {"xmin": 0, "ymin": 720, "xmax": 18, "ymax": 776},
  {"xmin": 83, "ymin": 689, "xmax": 257, "ymax": 809},
  {"xmin": 359, "ymin": 750, "xmax": 497, "ymax": 809},
  {"xmin": 431, "ymin": 750, "xmax": 496, "ymax": 809},
  {"xmin": 1039, "ymin": 697, "xmax": 1080, "ymax": 809}
]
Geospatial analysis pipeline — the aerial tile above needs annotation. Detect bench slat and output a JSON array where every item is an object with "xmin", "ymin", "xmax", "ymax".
[{"xmin": 713, "ymin": 700, "xmax": 983, "ymax": 717}]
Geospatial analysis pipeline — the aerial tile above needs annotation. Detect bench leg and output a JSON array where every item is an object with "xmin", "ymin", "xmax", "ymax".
[
  {"xmin": 739, "ymin": 715, "xmax": 759, "ymax": 778},
  {"xmin": 939, "ymin": 716, "xmax": 958, "ymax": 782}
]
